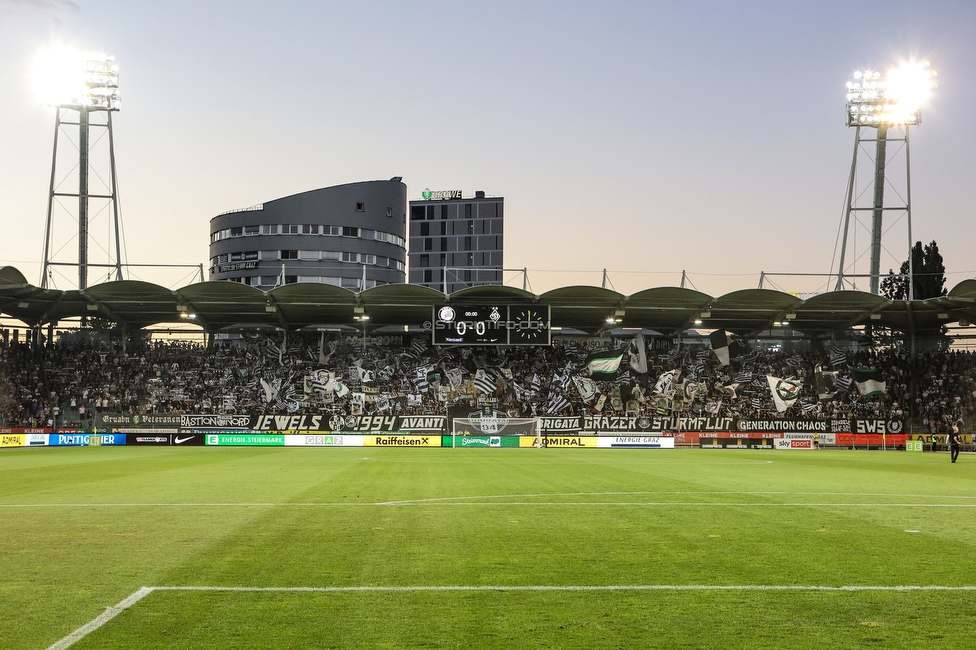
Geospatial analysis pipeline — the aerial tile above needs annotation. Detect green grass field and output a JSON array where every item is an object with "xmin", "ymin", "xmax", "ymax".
[{"xmin": 2, "ymin": 447, "xmax": 975, "ymax": 649}]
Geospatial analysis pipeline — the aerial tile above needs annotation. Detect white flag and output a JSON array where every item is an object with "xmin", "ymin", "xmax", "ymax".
[{"xmin": 766, "ymin": 375, "xmax": 801, "ymax": 413}]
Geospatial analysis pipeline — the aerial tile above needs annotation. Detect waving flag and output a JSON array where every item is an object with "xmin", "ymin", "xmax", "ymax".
[
  {"xmin": 584, "ymin": 348, "xmax": 625, "ymax": 378},
  {"xmin": 766, "ymin": 375, "xmax": 801, "ymax": 413}
]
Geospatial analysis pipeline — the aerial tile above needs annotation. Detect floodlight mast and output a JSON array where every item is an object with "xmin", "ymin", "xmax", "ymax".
[
  {"xmin": 833, "ymin": 62, "xmax": 935, "ymax": 296},
  {"xmin": 39, "ymin": 52, "xmax": 123, "ymax": 290}
]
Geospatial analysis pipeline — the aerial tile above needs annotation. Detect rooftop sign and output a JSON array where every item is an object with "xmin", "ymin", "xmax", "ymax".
[{"xmin": 421, "ymin": 189, "xmax": 462, "ymax": 201}]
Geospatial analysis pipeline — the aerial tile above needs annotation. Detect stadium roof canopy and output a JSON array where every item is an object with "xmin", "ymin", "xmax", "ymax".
[{"xmin": 2, "ymin": 265, "xmax": 975, "ymax": 337}]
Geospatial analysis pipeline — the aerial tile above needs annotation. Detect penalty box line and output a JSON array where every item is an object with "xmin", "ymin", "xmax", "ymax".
[{"xmin": 47, "ymin": 584, "xmax": 976, "ymax": 649}]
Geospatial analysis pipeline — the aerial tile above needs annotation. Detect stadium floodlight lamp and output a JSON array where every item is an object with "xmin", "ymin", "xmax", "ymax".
[
  {"xmin": 34, "ymin": 45, "xmax": 121, "ymax": 111},
  {"xmin": 845, "ymin": 60, "xmax": 935, "ymax": 127}
]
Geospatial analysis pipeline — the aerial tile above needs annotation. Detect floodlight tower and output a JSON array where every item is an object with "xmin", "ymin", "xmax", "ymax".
[
  {"xmin": 833, "ymin": 61, "xmax": 936, "ymax": 296},
  {"xmin": 37, "ymin": 48, "xmax": 123, "ymax": 290}
]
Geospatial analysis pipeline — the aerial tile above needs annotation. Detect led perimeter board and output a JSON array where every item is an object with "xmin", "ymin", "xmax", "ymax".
[{"xmin": 432, "ymin": 305, "xmax": 551, "ymax": 346}]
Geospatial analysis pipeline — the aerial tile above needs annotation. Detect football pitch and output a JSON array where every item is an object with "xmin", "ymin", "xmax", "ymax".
[{"xmin": 1, "ymin": 447, "xmax": 975, "ymax": 649}]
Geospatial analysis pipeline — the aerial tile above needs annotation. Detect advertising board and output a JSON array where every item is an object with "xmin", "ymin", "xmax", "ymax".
[
  {"xmin": 523, "ymin": 436, "xmax": 599, "ymax": 448},
  {"xmin": 774, "ymin": 439, "xmax": 814, "ymax": 450},
  {"xmin": 0, "ymin": 434, "xmax": 25, "ymax": 448},
  {"xmin": 47, "ymin": 434, "xmax": 126, "ymax": 446},
  {"xmin": 364, "ymin": 435, "xmax": 439, "ymax": 447},
  {"xmin": 596, "ymin": 436, "xmax": 675, "ymax": 448},
  {"xmin": 442, "ymin": 435, "xmax": 520, "ymax": 448},
  {"xmin": 205, "ymin": 434, "xmax": 285, "ymax": 446},
  {"xmin": 283, "ymin": 435, "xmax": 364, "ymax": 447}
]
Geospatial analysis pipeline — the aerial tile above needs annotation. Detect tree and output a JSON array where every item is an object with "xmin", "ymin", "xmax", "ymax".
[{"xmin": 880, "ymin": 240, "xmax": 947, "ymax": 301}]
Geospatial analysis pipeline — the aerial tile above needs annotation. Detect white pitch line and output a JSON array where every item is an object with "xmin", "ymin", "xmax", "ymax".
[
  {"xmin": 47, "ymin": 582, "xmax": 976, "ymax": 648},
  {"xmin": 152, "ymin": 584, "xmax": 976, "ymax": 593},
  {"xmin": 46, "ymin": 587, "xmax": 153, "ymax": 650},
  {"xmin": 5, "ymin": 502, "xmax": 976, "ymax": 508}
]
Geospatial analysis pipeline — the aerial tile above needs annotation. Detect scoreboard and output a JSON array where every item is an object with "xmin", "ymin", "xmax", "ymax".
[{"xmin": 432, "ymin": 305, "xmax": 551, "ymax": 346}]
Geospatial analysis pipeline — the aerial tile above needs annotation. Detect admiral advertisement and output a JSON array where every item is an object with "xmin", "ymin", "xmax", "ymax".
[{"xmin": 1, "ymin": 434, "xmax": 25, "ymax": 448}]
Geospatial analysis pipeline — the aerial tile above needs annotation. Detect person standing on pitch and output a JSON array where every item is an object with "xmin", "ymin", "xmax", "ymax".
[{"xmin": 949, "ymin": 423, "xmax": 962, "ymax": 463}]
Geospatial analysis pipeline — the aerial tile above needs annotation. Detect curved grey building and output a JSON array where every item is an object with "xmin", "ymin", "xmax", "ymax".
[{"xmin": 209, "ymin": 179, "xmax": 407, "ymax": 290}]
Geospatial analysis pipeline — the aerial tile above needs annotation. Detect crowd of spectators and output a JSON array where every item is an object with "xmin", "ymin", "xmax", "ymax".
[{"xmin": 1, "ymin": 330, "xmax": 974, "ymax": 433}]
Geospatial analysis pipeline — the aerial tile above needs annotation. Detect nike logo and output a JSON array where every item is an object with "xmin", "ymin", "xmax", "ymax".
[{"xmin": 174, "ymin": 436, "xmax": 193, "ymax": 444}]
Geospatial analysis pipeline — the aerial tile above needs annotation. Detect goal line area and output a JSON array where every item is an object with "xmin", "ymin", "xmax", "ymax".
[{"xmin": 47, "ymin": 583, "xmax": 976, "ymax": 649}]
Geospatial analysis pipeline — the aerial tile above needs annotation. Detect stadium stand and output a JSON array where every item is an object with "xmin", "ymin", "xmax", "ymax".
[{"xmin": 2, "ymin": 332, "xmax": 972, "ymax": 434}]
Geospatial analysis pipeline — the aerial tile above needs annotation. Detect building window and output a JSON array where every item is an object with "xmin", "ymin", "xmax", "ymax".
[
  {"xmin": 441, "ymin": 205, "xmax": 448, "ymax": 219},
  {"xmin": 302, "ymin": 224, "xmax": 319, "ymax": 234},
  {"xmin": 464, "ymin": 204, "xmax": 472, "ymax": 218},
  {"xmin": 284, "ymin": 276, "xmax": 298, "ymax": 284},
  {"xmin": 424, "ymin": 269, "xmax": 433, "ymax": 283},
  {"xmin": 464, "ymin": 236, "xmax": 472, "ymax": 251},
  {"xmin": 420, "ymin": 222, "xmax": 429, "ymax": 237},
  {"xmin": 342, "ymin": 227, "xmax": 360, "ymax": 237},
  {"xmin": 420, "ymin": 254, "xmax": 429, "ymax": 268},
  {"xmin": 467, "ymin": 220, "xmax": 474, "ymax": 234},
  {"xmin": 440, "ymin": 237, "xmax": 447, "ymax": 252},
  {"xmin": 356, "ymin": 202, "xmax": 365, "ymax": 212},
  {"xmin": 244, "ymin": 225, "xmax": 259, "ymax": 235},
  {"xmin": 410, "ymin": 206, "xmax": 425, "ymax": 221},
  {"xmin": 280, "ymin": 250, "xmax": 298, "ymax": 260},
  {"xmin": 424, "ymin": 238, "xmax": 433, "ymax": 252},
  {"xmin": 440, "ymin": 221, "xmax": 447, "ymax": 235},
  {"xmin": 386, "ymin": 207, "xmax": 393, "ymax": 217}
]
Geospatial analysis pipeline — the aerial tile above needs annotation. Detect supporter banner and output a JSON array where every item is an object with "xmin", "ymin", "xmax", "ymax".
[
  {"xmin": 48, "ymin": 434, "xmax": 126, "ymax": 446},
  {"xmin": 534, "ymin": 417, "xmax": 905, "ymax": 434},
  {"xmin": 97, "ymin": 414, "xmax": 182, "ymax": 428},
  {"xmin": 283, "ymin": 434, "xmax": 364, "ymax": 447},
  {"xmin": 113, "ymin": 413, "xmax": 906, "ymax": 435},
  {"xmin": 120, "ymin": 428, "xmax": 179, "ymax": 434},
  {"xmin": 364, "ymin": 435, "xmax": 439, "ymax": 447},
  {"xmin": 205, "ymin": 434, "xmax": 285, "ymax": 446},
  {"xmin": 241, "ymin": 414, "xmax": 448, "ymax": 433},
  {"xmin": 182, "ymin": 414, "xmax": 253, "ymax": 429},
  {"xmin": 596, "ymin": 436, "xmax": 675, "ymax": 449},
  {"xmin": 0, "ymin": 428, "xmax": 51, "ymax": 434},
  {"xmin": 1, "ymin": 434, "xmax": 25, "ymax": 448},
  {"xmin": 537, "ymin": 417, "xmax": 583, "ymax": 433},
  {"xmin": 443, "ymin": 435, "xmax": 520, "ymax": 448}
]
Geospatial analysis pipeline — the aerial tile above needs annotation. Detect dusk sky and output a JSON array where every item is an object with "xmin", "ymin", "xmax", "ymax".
[{"xmin": 1, "ymin": 0, "xmax": 974, "ymax": 297}]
